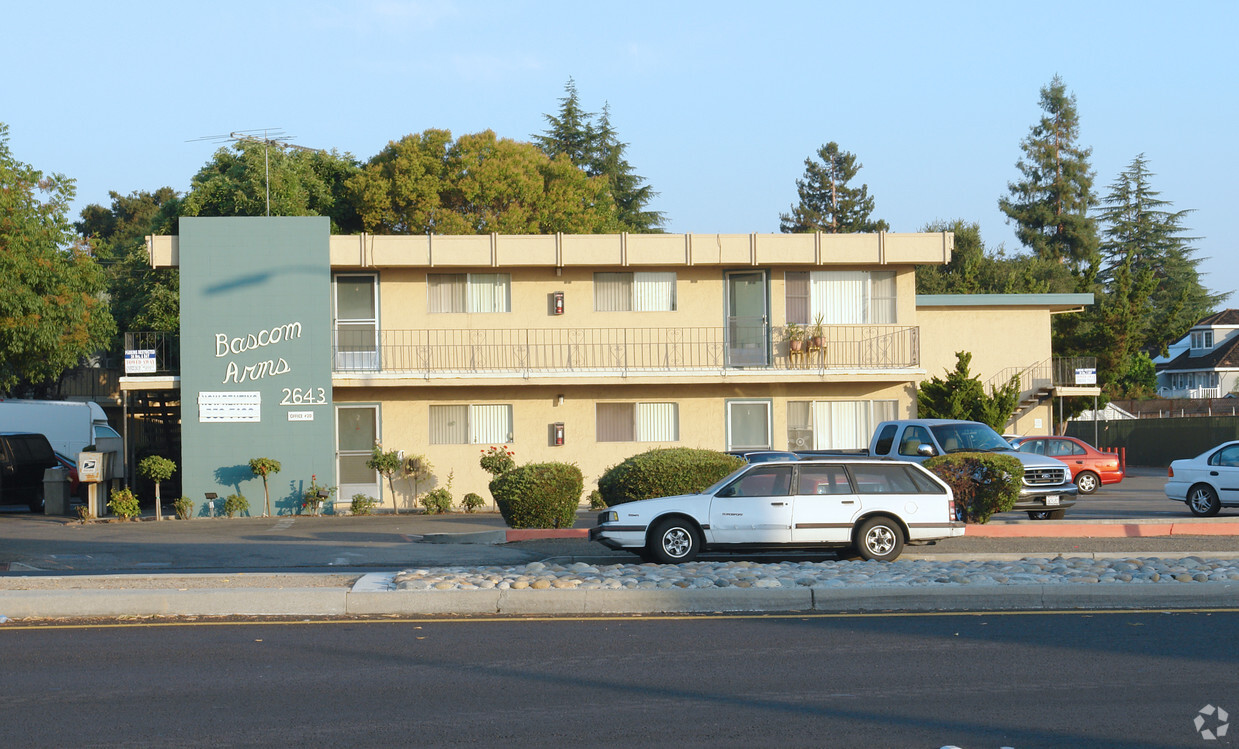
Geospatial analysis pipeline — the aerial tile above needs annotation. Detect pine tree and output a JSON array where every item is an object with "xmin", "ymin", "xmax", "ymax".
[
  {"xmin": 534, "ymin": 79, "xmax": 663, "ymax": 232},
  {"xmin": 916, "ymin": 351, "xmax": 1020, "ymax": 431},
  {"xmin": 780, "ymin": 142, "xmax": 889, "ymax": 234},
  {"xmin": 999, "ymin": 76, "xmax": 1099, "ymax": 273}
]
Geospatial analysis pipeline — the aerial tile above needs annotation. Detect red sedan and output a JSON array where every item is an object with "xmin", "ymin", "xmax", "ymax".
[{"xmin": 1010, "ymin": 436, "xmax": 1124, "ymax": 494}]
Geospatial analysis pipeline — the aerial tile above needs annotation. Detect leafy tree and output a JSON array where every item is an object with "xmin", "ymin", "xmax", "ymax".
[
  {"xmin": 998, "ymin": 76, "xmax": 1099, "ymax": 274},
  {"xmin": 347, "ymin": 129, "xmax": 623, "ymax": 235},
  {"xmin": 780, "ymin": 142, "xmax": 889, "ymax": 234},
  {"xmin": 367, "ymin": 443, "xmax": 404, "ymax": 514},
  {"xmin": 0, "ymin": 123, "xmax": 115, "ymax": 396},
  {"xmin": 248, "ymin": 457, "xmax": 281, "ymax": 518},
  {"xmin": 76, "ymin": 188, "xmax": 181, "ymax": 336},
  {"xmin": 181, "ymin": 140, "xmax": 362, "ymax": 232},
  {"xmin": 916, "ymin": 220, "xmax": 1075, "ymax": 295},
  {"xmin": 534, "ymin": 79, "xmax": 664, "ymax": 232},
  {"xmin": 917, "ymin": 351, "xmax": 1021, "ymax": 431},
  {"xmin": 138, "ymin": 455, "xmax": 177, "ymax": 521}
]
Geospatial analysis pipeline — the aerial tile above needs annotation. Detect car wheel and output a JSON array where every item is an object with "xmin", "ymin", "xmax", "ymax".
[
  {"xmin": 1187, "ymin": 484, "xmax": 1222, "ymax": 517},
  {"xmin": 1075, "ymin": 471, "xmax": 1100, "ymax": 495},
  {"xmin": 854, "ymin": 516, "xmax": 904, "ymax": 562},
  {"xmin": 648, "ymin": 517, "xmax": 700, "ymax": 564}
]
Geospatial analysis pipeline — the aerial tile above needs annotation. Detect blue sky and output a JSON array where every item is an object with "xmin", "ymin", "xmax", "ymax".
[{"xmin": 6, "ymin": 1, "xmax": 1237, "ymax": 299}]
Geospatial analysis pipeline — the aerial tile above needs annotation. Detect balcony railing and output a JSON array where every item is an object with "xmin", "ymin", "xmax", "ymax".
[
  {"xmin": 987, "ymin": 356, "xmax": 1099, "ymax": 395},
  {"xmin": 123, "ymin": 332, "xmax": 180, "ymax": 376},
  {"xmin": 334, "ymin": 325, "xmax": 920, "ymax": 377}
]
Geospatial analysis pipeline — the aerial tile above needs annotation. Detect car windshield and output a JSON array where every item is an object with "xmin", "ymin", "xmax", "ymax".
[
  {"xmin": 929, "ymin": 422, "xmax": 1011, "ymax": 452},
  {"xmin": 702, "ymin": 465, "xmax": 751, "ymax": 495}
]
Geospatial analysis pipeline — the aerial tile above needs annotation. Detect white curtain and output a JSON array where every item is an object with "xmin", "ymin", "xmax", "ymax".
[
  {"xmin": 812, "ymin": 401, "xmax": 869, "ymax": 450},
  {"xmin": 468, "ymin": 274, "xmax": 510, "ymax": 313},
  {"xmin": 812, "ymin": 271, "xmax": 866, "ymax": 324},
  {"xmin": 428, "ymin": 274, "xmax": 466, "ymax": 313},
  {"xmin": 594, "ymin": 273, "xmax": 632, "ymax": 311},
  {"xmin": 470, "ymin": 404, "xmax": 512, "ymax": 444},
  {"xmin": 429, "ymin": 405, "xmax": 468, "ymax": 444},
  {"xmin": 868, "ymin": 271, "xmax": 896, "ymax": 323},
  {"xmin": 637, "ymin": 402, "xmax": 678, "ymax": 442},
  {"xmin": 634, "ymin": 272, "xmax": 676, "ymax": 312}
]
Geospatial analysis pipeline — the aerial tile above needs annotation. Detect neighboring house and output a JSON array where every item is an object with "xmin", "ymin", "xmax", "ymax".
[
  {"xmin": 129, "ymin": 218, "xmax": 1088, "ymax": 514},
  {"xmin": 1155, "ymin": 310, "xmax": 1239, "ymax": 399}
]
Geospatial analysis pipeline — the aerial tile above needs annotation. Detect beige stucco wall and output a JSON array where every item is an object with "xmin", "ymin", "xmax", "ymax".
[
  {"xmin": 917, "ymin": 305, "xmax": 1054, "ymax": 435},
  {"xmin": 334, "ymin": 380, "xmax": 914, "ymax": 510}
]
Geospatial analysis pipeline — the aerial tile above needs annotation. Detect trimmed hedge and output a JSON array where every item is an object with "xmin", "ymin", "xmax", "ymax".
[
  {"xmin": 924, "ymin": 452, "xmax": 1023, "ymax": 524},
  {"xmin": 598, "ymin": 448, "xmax": 745, "ymax": 507},
  {"xmin": 489, "ymin": 462, "xmax": 584, "ymax": 529}
]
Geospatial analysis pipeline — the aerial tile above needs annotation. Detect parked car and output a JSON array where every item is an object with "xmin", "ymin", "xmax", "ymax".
[
  {"xmin": 589, "ymin": 458, "xmax": 964, "ymax": 563},
  {"xmin": 0, "ymin": 432, "xmax": 60, "ymax": 512},
  {"xmin": 726, "ymin": 450, "xmax": 799, "ymax": 463},
  {"xmin": 1009, "ymin": 435, "xmax": 1124, "ymax": 494},
  {"xmin": 1165, "ymin": 441, "xmax": 1239, "ymax": 516}
]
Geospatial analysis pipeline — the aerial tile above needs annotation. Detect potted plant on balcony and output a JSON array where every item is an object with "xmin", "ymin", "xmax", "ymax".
[
  {"xmin": 809, "ymin": 314, "xmax": 826, "ymax": 349},
  {"xmin": 784, "ymin": 322, "xmax": 806, "ymax": 352}
]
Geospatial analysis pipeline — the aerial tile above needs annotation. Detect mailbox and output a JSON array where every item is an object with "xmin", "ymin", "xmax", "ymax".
[{"xmin": 77, "ymin": 451, "xmax": 109, "ymax": 484}]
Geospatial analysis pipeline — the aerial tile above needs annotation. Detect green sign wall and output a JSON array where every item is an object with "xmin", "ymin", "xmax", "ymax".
[{"xmin": 179, "ymin": 217, "xmax": 335, "ymax": 516}]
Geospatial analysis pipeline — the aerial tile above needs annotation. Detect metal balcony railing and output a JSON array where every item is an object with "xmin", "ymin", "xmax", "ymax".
[
  {"xmin": 333, "ymin": 325, "xmax": 920, "ymax": 377},
  {"xmin": 122, "ymin": 332, "xmax": 181, "ymax": 376},
  {"xmin": 987, "ymin": 356, "xmax": 1099, "ymax": 395}
]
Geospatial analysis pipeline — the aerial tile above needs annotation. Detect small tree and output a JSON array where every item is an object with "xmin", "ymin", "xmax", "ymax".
[
  {"xmin": 403, "ymin": 454, "xmax": 432, "ymax": 509},
  {"xmin": 917, "ymin": 351, "xmax": 1020, "ymax": 432},
  {"xmin": 367, "ymin": 443, "xmax": 404, "ymax": 514},
  {"xmin": 138, "ymin": 455, "xmax": 176, "ymax": 521},
  {"xmin": 248, "ymin": 457, "xmax": 281, "ymax": 517}
]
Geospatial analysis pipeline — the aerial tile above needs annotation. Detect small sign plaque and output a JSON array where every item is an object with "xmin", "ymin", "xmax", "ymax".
[
  {"xmin": 287, "ymin": 411, "xmax": 315, "ymax": 422},
  {"xmin": 198, "ymin": 391, "xmax": 261, "ymax": 423}
]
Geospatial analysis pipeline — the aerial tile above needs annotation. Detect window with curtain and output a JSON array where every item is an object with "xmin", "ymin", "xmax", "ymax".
[
  {"xmin": 594, "ymin": 272, "xmax": 677, "ymax": 311},
  {"xmin": 428, "ymin": 273, "xmax": 510, "ymax": 313},
  {"xmin": 785, "ymin": 271, "xmax": 896, "ymax": 324},
  {"xmin": 429, "ymin": 404, "xmax": 513, "ymax": 444},
  {"xmin": 596, "ymin": 402, "xmax": 679, "ymax": 442},
  {"xmin": 786, "ymin": 400, "xmax": 897, "ymax": 450}
]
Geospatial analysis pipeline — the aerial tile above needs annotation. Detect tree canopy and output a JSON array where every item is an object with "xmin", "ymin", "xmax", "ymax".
[
  {"xmin": 534, "ymin": 79, "xmax": 664, "ymax": 232},
  {"xmin": 917, "ymin": 351, "xmax": 1021, "ymax": 431},
  {"xmin": 0, "ymin": 123, "xmax": 114, "ymax": 395},
  {"xmin": 780, "ymin": 142, "xmax": 889, "ymax": 234}
]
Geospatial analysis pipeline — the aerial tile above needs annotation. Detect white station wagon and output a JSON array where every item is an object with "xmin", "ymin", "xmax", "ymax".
[{"xmin": 589, "ymin": 458, "xmax": 965, "ymax": 563}]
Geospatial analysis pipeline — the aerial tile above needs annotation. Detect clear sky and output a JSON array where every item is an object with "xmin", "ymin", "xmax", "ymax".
[{"xmin": 5, "ymin": 1, "xmax": 1236, "ymax": 299}]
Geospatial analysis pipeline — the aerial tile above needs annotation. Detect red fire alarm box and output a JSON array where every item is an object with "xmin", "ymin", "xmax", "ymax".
[
  {"xmin": 552, "ymin": 422, "xmax": 565, "ymax": 445},
  {"xmin": 553, "ymin": 291, "xmax": 564, "ymax": 315}
]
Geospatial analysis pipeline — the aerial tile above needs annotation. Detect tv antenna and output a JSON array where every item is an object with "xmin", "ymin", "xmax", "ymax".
[{"xmin": 188, "ymin": 128, "xmax": 324, "ymax": 216}]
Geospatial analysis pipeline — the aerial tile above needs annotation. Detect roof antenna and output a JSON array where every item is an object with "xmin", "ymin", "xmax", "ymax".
[{"xmin": 188, "ymin": 129, "xmax": 324, "ymax": 216}]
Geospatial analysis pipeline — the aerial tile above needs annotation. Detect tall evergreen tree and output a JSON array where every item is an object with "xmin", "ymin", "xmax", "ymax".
[
  {"xmin": 1096, "ymin": 155, "xmax": 1223, "ymax": 356},
  {"xmin": 534, "ymin": 79, "xmax": 663, "ymax": 232},
  {"xmin": 999, "ymin": 76, "xmax": 1099, "ymax": 274},
  {"xmin": 780, "ymin": 142, "xmax": 889, "ymax": 234}
]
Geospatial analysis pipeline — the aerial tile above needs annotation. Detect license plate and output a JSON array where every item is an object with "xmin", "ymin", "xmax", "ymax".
[{"xmin": 1045, "ymin": 496, "xmax": 1060, "ymax": 506}]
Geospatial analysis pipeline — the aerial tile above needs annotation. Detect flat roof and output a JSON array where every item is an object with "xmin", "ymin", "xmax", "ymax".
[{"xmin": 916, "ymin": 293, "xmax": 1094, "ymax": 310}]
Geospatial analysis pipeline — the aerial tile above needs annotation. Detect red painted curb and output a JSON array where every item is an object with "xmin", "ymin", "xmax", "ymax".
[{"xmin": 503, "ymin": 523, "xmax": 1239, "ymax": 542}]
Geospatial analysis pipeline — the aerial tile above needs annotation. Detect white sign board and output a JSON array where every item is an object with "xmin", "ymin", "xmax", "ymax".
[
  {"xmin": 1075, "ymin": 368, "xmax": 1097, "ymax": 385},
  {"xmin": 198, "ymin": 391, "xmax": 261, "ymax": 422},
  {"xmin": 124, "ymin": 349, "xmax": 157, "ymax": 374},
  {"xmin": 287, "ymin": 411, "xmax": 315, "ymax": 422}
]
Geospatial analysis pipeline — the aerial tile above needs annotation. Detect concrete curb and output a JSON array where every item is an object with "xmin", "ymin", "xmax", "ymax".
[{"xmin": 5, "ymin": 578, "xmax": 1237, "ymax": 620}]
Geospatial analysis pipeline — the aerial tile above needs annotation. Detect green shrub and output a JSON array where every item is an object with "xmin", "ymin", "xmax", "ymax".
[
  {"xmin": 924, "ymin": 453, "xmax": 1023, "ymax": 524},
  {"xmin": 597, "ymin": 448, "xmax": 744, "ymax": 507},
  {"xmin": 490, "ymin": 462, "xmax": 583, "ymax": 529},
  {"xmin": 173, "ymin": 496, "xmax": 194, "ymax": 520},
  {"xmin": 350, "ymin": 494, "xmax": 378, "ymax": 515},
  {"xmin": 421, "ymin": 488, "xmax": 452, "ymax": 514},
  {"xmin": 588, "ymin": 489, "xmax": 607, "ymax": 510},
  {"xmin": 224, "ymin": 494, "xmax": 250, "ymax": 518},
  {"xmin": 461, "ymin": 492, "xmax": 486, "ymax": 513},
  {"xmin": 479, "ymin": 445, "xmax": 516, "ymax": 476},
  {"xmin": 107, "ymin": 487, "xmax": 141, "ymax": 520}
]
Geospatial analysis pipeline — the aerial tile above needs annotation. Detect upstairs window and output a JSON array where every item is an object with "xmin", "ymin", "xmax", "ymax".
[
  {"xmin": 428, "ymin": 273, "xmax": 511, "ymax": 314},
  {"xmin": 594, "ymin": 272, "xmax": 677, "ymax": 312},
  {"xmin": 785, "ymin": 271, "xmax": 896, "ymax": 325},
  {"xmin": 1190, "ymin": 330, "xmax": 1214, "ymax": 350}
]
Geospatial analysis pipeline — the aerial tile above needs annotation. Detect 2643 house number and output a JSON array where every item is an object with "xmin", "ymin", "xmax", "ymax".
[{"xmin": 280, "ymin": 387, "xmax": 327, "ymax": 405}]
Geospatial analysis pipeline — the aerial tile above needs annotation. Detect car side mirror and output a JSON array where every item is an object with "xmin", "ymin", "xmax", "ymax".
[{"xmin": 917, "ymin": 444, "xmax": 937, "ymax": 457}]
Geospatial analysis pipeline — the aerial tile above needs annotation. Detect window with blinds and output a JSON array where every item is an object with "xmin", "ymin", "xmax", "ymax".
[
  {"xmin": 428, "ymin": 273, "xmax": 511, "ymax": 313},
  {"xmin": 429, "ymin": 404, "xmax": 514, "ymax": 444},
  {"xmin": 786, "ymin": 400, "xmax": 898, "ymax": 450},
  {"xmin": 596, "ymin": 402, "xmax": 679, "ymax": 442},
  {"xmin": 594, "ymin": 272, "xmax": 676, "ymax": 312},
  {"xmin": 784, "ymin": 271, "xmax": 896, "ymax": 324}
]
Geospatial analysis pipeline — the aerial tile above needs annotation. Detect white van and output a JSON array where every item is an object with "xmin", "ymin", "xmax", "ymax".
[{"xmin": 0, "ymin": 400, "xmax": 121, "ymax": 457}]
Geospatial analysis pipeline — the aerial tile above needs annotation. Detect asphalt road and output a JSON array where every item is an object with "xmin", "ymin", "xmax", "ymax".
[{"xmin": 2, "ymin": 611, "xmax": 1235, "ymax": 747}]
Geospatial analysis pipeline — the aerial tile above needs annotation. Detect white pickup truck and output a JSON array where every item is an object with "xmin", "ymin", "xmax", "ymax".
[{"xmin": 864, "ymin": 419, "xmax": 1077, "ymax": 519}]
